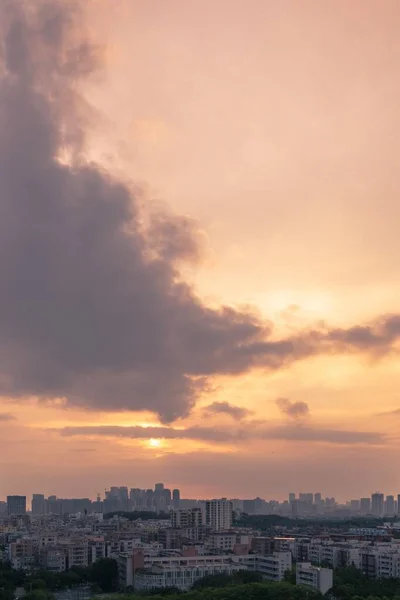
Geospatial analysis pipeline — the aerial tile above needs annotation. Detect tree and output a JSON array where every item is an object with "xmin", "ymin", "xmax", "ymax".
[{"xmin": 89, "ymin": 558, "xmax": 118, "ymax": 592}]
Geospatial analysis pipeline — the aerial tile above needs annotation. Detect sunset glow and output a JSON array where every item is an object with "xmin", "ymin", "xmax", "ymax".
[{"xmin": 0, "ymin": 0, "xmax": 400, "ymax": 502}]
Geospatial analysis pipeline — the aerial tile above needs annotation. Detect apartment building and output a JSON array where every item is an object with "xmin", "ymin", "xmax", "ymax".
[
  {"xmin": 171, "ymin": 508, "xmax": 203, "ymax": 528},
  {"xmin": 255, "ymin": 552, "xmax": 292, "ymax": 582},
  {"xmin": 7, "ymin": 496, "xmax": 27, "ymax": 516},
  {"xmin": 205, "ymin": 499, "xmax": 232, "ymax": 531},
  {"xmin": 361, "ymin": 549, "xmax": 400, "ymax": 579},
  {"xmin": 39, "ymin": 547, "xmax": 68, "ymax": 572},
  {"xmin": 207, "ymin": 532, "xmax": 237, "ymax": 552},
  {"xmin": 58, "ymin": 541, "xmax": 89, "ymax": 568},
  {"xmin": 296, "ymin": 563, "xmax": 333, "ymax": 595},
  {"xmin": 158, "ymin": 528, "xmax": 182, "ymax": 550},
  {"xmin": 117, "ymin": 553, "xmax": 134, "ymax": 589}
]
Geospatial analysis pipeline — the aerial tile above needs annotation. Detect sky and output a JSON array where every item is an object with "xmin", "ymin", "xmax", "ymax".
[{"xmin": 1, "ymin": 0, "xmax": 400, "ymax": 502}]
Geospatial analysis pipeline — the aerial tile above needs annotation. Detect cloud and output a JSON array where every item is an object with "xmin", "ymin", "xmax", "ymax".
[
  {"xmin": 0, "ymin": 2, "xmax": 400, "ymax": 423},
  {"xmin": 0, "ymin": 413, "xmax": 16, "ymax": 421},
  {"xmin": 276, "ymin": 398, "xmax": 309, "ymax": 420},
  {"xmin": 377, "ymin": 408, "xmax": 400, "ymax": 417},
  {"xmin": 58, "ymin": 423, "xmax": 383, "ymax": 446},
  {"xmin": 203, "ymin": 401, "xmax": 252, "ymax": 421}
]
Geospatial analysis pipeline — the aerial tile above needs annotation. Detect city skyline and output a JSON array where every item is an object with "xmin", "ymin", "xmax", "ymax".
[
  {"xmin": 2, "ymin": 0, "xmax": 400, "ymax": 498},
  {"xmin": 4, "ymin": 485, "xmax": 400, "ymax": 512}
]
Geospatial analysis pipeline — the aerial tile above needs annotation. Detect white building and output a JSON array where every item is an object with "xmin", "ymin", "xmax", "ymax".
[
  {"xmin": 123, "ymin": 551, "xmax": 291, "ymax": 591},
  {"xmin": 296, "ymin": 563, "xmax": 333, "ymax": 595},
  {"xmin": 205, "ymin": 499, "xmax": 232, "ymax": 531},
  {"xmin": 117, "ymin": 553, "xmax": 134, "ymax": 589},
  {"xmin": 255, "ymin": 552, "xmax": 292, "ymax": 582},
  {"xmin": 134, "ymin": 555, "xmax": 245, "ymax": 591}
]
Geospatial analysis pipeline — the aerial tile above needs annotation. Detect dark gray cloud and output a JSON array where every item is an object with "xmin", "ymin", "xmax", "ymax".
[
  {"xmin": 276, "ymin": 397, "xmax": 310, "ymax": 420},
  {"xmin": 203, "ymin": 401, "xmax": 252, "ymax": 421},
  {"xmin": 0, "ymin": 2, "xmax": 400, "ymax": 423},
  {"xmin": 58, "ymin": 423, "xmax": 383, "ymax": 445},
  {"xmin": 0, "ymin": 413, "xmax": 16, "ymax": 421}
]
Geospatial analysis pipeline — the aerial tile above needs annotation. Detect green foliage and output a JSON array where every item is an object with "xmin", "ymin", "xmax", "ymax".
[
  {"xmin": 103, "ymin": 511, "xmax": 169, "ymax": 521},
  {"xmin": 284, "ymin": 567, "xmax": 296, "ymax": 585},
  {"xmin": 332, "ymin": 566, "xmax": 400, "ymax": 600},
  {"xmin": 0, "ymin": 558, "xmax": 118, "ymax": 596},
  {"xmin": 24, "ymin": 591, "xmax": 55, "ymax": 600},
  {"xmin": 235, "ymin": 514, "xmax": 389, "ymax": 531},
  {"xmin": 193, "ymin": 570, "xmax": 263, "ymax": 589},
  {"xmin": 88, "ymin": 558, "xmax": 118, "ymax": 592},
  {"xmin": 123, "ymin": 581, "xmax": 322, "ymax": 600}
]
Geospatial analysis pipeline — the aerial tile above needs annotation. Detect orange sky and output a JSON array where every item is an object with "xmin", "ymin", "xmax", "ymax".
[{"xmin": 1, "ymin": 0, "xmax": 400, "ymax": 501}]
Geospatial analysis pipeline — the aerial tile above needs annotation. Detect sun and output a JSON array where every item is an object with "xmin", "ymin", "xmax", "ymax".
[{"xmin": 148, "ymin": 438, "xmax": 162, "ymax": 448}]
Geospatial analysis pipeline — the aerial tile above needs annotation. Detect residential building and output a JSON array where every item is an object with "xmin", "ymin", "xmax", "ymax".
[
  {"xmin": 7, "ymin": 496, "xmax": 26, "ymax": 516},
  {"xmin": 251, "ymin": 537, "xmax": 274, "ymax": 555},
  {"xmin": 39, "ymin": 547, "xmax": 68, "ymax": 572},
  {"xmin": 32, "ymin": 494, "xmax": 46, "ymax": 515},
  {"xmin": 171, "ymin": 508, "xmax": 203, "ymax": 528},
  {"xmin": 256, "ymin": 552, "xmax": 292, "ymax": 581},
  {"xmin": 207, "ymin": 533, "xmax": 236, "ymax": 552},
  {"xmin": 296, "ymin": 563, "xmax": 333, "ymax": 595},
  {"xmin": 158, "ymin": 528, "xmax": 182, "ymax": 550},
  {"xmin": 385, "ymin": 496, "xmax": 395, "ymax": 516},
  {"xmin": 172, "ymin": 489, "xmax": 180, "ymax": 509},
  {"xmin": 205, "ymin": 499, "xmax": 232, "ymax": 531},
  {"xmin": 117, "ymin": 553, "xmax": 134, "ymax": 589},
  {"xmin": 360, "ymin": 498, "xmax": 371, "ymax": 514},
  {"xmin": 371, "ymin": 493, "xmax": 384, "ymax": 517}
]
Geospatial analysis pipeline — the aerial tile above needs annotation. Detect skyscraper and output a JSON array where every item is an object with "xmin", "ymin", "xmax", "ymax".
[
  {"xmin": 371, "ymin": 492, "xmax": 384, "ymax": 517},
  {"xmin": 299, "ymin": 493, "xmax": 313, "ymax": 504},
  {"xmin": 32, "ymin": 494, "xmax": 46, "ymax": 515},
  {"xmin": 385, "ymin": 495, "xmax": 395, "ymax": 516},
  {"xmin": 360, "ymin": 497, "xmax": 371, "ymax": 514},
  {"xmin": 172, "ymin": 488, "xmax": 180, "ymax": 509},
  {"xmin": 7, "ymin": 495, "xmax": 26, "ymax": 515},
  {"xmin": 163, "ymin": 488, "xmax": 172, "ymax": 508}
]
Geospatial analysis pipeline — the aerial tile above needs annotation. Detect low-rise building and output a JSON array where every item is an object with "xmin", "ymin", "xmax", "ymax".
[{"xmin": 296, "ymin": 562, "xmax": 333, "ymax": 595}]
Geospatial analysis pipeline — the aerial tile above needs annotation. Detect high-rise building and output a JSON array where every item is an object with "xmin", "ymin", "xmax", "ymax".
[
  {"xmin": 360, "ymin": 498, "xmax": 371, "ymax": 514},
  {"xmin": 289, "ymin": 493, "xmax": 296, "ymax": 503},
  {"xmin": 385, "ymin": 495, "xmax": 395, "ymax": 516},
  {"xmin": 371, "ymin": 493, "xmax": 384, "ymax": 517},
  {"xmin": 155, "ymin": 483, "xmax": 164, "ymax": 492},
  {"xmin": 314, "ymin": 493, "xmax": 322, "ymax": 505},
  {"xmin": 32, "ymin": 494, "xmax": 46, "ymax": 515},
  {"xmin": 205, "ymin": 499, "xmax": 232, "ymax": 531},
  {"xmin": 397, "ymin": 495, "xmax": 400, "ymax": 515},
  {"xmin": 7, "ymin": 495, "xmax": 27, "ymax": 515},
  {"xmin": 163, "ymin": 489, "xmax": 172, "ymax": 509},
  {"xmin": 173, "ymin": 489, "xmax": 180, "ymax": 509},
  {"xmin": 130, "ymin": 488, "xmax": 143, "ymax": 508},
  {"xmin": 171, "ymin": 508, "xmax": 203, "ymax": 528},
  {"xmin": 299, "ymin": 493, "xmax": 314, "ymax": 505},
  {"xmin": 145, "ymin": 489, "xmax": 154, "ymax": 509}
]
